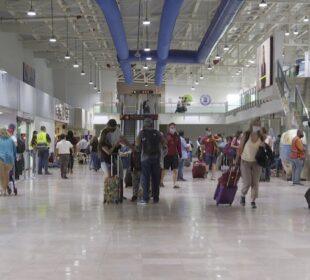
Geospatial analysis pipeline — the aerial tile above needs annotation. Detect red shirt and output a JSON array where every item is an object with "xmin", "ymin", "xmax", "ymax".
[
  {"xmin": 201, "ymin": 136, "xmax": 216, "ymax": 155},
  {"xmin": 166, "ymin": 133, "xmax": 181, "ymax": 157}
]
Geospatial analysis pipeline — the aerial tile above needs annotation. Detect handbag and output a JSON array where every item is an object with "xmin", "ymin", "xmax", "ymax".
[{"xmin": 255, "ymin": 144, "xmax": 274, "ymax": 168}]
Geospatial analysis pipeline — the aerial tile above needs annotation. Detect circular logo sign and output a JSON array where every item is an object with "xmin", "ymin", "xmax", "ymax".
[{"xmin": 200, "ymin": 95, "xmax": 211, "ymax": 106}]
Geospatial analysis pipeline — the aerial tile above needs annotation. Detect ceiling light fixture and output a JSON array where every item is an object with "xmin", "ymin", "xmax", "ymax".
[
  {"xmin": 144, "ymin": 82, "xmax": 148, "ymax": 87},
  {"xmin": 146, "ymin": 56, "xmax": 152, "ymax": 61},
  {"xmin": 191, "ymin": 86, "xmax": 195, "ymax": 91},
  {"xmin": 293, "ymin": 28, "xmax": 299, "ymax": 35},
  {"xmin": 245, "ymin": 64, "xmax": 250, "ymax": 67},
  {"xmin": 259, "ymin": 0, "xmax": 267, "ymax": 8},
  {"xmin": 27, "ymin": 0, "xmax": 36, "ymax": 16},
  {"xmin": 200, "ymin": 74, "xmax": 204, "ymax": 80},
  {"xmin": 89, "ymin": 63, "xmax": 93, "ymax": 84},
  {"xmin": 81, "ymin": 70, "xmax": 85, "ymax": 76},
  {"xmin": 73, "ymin": 39, "xmax": 79, "ymax": 68},
  {"xmin": 195, "ymin": 80, "xmax": 199, "ymax": 85},
  {"xmin": 49, "ymin": 0, "xmax": 56, "ymax": 43},
  {"xmin": 285, "ymin": 30, "xmax": 290, "ymax": 36},
  {"xmin": 207, "ymin": 60, "xmax": 213, "ymax": 70},
  {"xmin": 144, "ymin": 46, "xmax": 151, "ymax": 52},
  {"xmin": 0, "ymin": 68, "xmax": 7, "ymax": 74},
  {"xmin": 143, "ymin": 63, "xmax": 148, "ymax": 70},
  {"xmin": 64, "ymin": 17, "xmax": 70, "ymax": 59},
  {"xmin": 223, "ymin": 44, "xmax": 229, "ymax": 51},
  {"xmin": 304, "ymin": 16, "xmax": 309, "ymax": 23},
  {"xmin": 142, "ymin": 18, "xmax": 151, "ymax": 25},
  {"xmin": 80, "ymin": 42, "xmax": 85, "ymax": 76}
]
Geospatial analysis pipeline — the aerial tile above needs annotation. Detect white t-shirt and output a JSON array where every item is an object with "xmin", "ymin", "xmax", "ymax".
[
  {"xmin": 106, "ymin": 127, "xmax": 122, "ymax": 146},
  {"xmin": 77, "ymin": 139, "xmax": 89, "ymax": 150},
  {"xmin": 56, "ymin": 140, "xmax": 73, "ymax": 154}
]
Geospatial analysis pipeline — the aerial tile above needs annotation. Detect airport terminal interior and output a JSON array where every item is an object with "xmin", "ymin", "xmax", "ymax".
[{"xmin": 0, "ymin": 0, "xmax": 310, "ymax": 279}]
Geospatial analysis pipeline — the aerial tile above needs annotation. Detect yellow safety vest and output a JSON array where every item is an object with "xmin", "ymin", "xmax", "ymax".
[{"xmin": 37, "ymin": 132, "xmax": 48, "ymax": 150}]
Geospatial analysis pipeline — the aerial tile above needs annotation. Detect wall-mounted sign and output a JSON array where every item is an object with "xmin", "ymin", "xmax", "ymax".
[
  {"xmin": 200, "ymin": 95, "xmax": 211, "ymax": 106},
  {"xmin": 132, "ymin": 89, "xmax": 161, "ymax": 95},
  {"xmin": 55, "ymin": 102, "xmax": 70, "ymax": 123}
]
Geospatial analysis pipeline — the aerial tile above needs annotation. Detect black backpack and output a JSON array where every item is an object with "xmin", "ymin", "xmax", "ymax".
[
  {"xmin": 16, "ymin": 137, "xmax": 26, "ymax": 154},
  {"xmin": 141, "ymin": 129, "xmax": 161, "ymax": 156},
  {"xmin": 255, "ymin": 144, "xmax": 274, "ymax": 168}
]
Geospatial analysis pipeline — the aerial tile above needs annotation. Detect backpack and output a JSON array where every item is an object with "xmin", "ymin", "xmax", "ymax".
[
  {"xmin": 255, "ymin": 144, "xmax": 274, "ymax": 168},
  {"xmin": 16, "ymin": 137, "xmax": 26, "ymax": 154},
  {"xmin": 141, "ymin": 129, "xmax": 161, "ymax": 156}
]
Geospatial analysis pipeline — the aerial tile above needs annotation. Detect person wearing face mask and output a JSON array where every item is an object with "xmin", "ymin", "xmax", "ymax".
[
  {"xmin": 99, "ymin": 119, "xmax": 134, "ymax": 177},
  {"xmin": 237, "ymin": 118, "xmax": 265, "ymax": 209},
  {"xmin": 290, "ymin": 129, "xmax": 305, "ymax": 186},
  {"xmin": 162, "ymin": 123, "xmax": 182, "ymax": 189}
]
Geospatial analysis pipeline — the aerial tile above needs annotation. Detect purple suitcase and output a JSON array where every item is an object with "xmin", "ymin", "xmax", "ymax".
[
  {"xmin": 214, "ymin": 166, "xmax": 239, "ymax": 206},
  {"xmin": 214, "ymin": 183, "xmax": 238, "ymax": 206}
]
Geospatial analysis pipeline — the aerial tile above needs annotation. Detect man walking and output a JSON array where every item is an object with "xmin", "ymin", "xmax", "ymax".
[
  {"xmin": 290, "ymin": 129, "xmax": 305, "ymax": 186},
  {"xmin": 136, "ymin": 118, "xmax": 165, "ymax": 204},
  {"xmin": 177, "ymin": 131, "xmax": 188, "ymax": 181},
  {"xmin": 55, "ymin": 134, "xmax": 73, "ymax": 179},
  {"xmin": 37, "ymin": 126, "xmax": 51, "ymax": 175}
]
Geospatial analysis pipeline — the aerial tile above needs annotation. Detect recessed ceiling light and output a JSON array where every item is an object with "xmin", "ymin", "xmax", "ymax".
[
  {"xmin": 49, "ymin": 35, "xmax": 57, "ymax": 43},
  {"xmin": 304, "ymin": 16, "xmax": 309, "ymax": 23},
  {"xmin": 144, "ymin": 47, "xmax": 151, "ymax": 52},
  {"xmin": 146, "ymin": 57, "xmax": 152, "ymax": 61},
  {"xmin": 142, "ymin": 18, "xmax": 151, "ymax": 25},
  {"xmin": 223, "ymin": 45, "xmax": 229, "ymax": 51},
  {"xmin": 259, "ymin": 0, "xmax": 267, "ymax": 8}
]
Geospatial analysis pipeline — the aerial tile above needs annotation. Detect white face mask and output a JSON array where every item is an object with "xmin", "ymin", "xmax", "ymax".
[
  {"xmin": 252, "ymin": 126, "xmax": 261, "ymax": 133},
  {"xmin": 169, "ymin": 127, "xmax": 176, "ymax": 134}
]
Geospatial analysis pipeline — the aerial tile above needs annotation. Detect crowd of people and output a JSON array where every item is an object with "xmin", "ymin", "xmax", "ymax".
[{"xmin": 0, "ymin": 118, "xmax": 308, "ymax": 209}]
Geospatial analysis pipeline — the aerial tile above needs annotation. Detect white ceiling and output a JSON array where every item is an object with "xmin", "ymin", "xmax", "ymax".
[{"xmin": 0, "ymin": 0, "xmax": 309, "ymax": 85}]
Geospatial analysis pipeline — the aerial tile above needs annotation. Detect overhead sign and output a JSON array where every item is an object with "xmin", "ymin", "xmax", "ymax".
[
  {"xmin": 120, "ymin": 114, "xmax": 158, "ymax": 120},
  {"xmin": 200, "ymin": 95, "xmax": 211, "ymax": 106},
  {"xmin": 132, "ymin": 89, "xmax": 161, "ymax": 95}
]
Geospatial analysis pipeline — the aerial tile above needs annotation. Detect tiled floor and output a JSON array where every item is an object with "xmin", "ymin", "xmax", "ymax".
[{"xmin": 0, "ymin": 165, "xmax": 310, "ymax": 280}]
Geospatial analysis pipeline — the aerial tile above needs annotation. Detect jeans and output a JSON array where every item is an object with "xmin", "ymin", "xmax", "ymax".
[
  {"xmin": 177, "ymin": 158, "xmax": 185, "ymax": 180},
  {"xmin": 141, "ymin": 158, "xmax": 160, "ymax": 202},
  {"xmin": 265, "ymin": 166, "xmax": 271, "ymax": 181},
  {"xmin": 274, "ymin": 157, "xmax": 282, "ymax": 176},
  {"xmin": 38, "ymin": 149, "xmax": 49, "ymax": 174},
  {"xmin": 90, "ymin": 152, "xmax": 100, "ymax": 170},
  {"xmin": 31, "ymin": 150, "xmax": 37, "ymax": 174},
  {"xmin": 291, "ymin": 158, "xmax": 304, "ymax": 184}
]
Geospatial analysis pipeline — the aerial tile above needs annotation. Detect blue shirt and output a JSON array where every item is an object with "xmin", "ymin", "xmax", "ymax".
[
  {"xmin": 0, "ymin": 136, "xmax": 16, "ymax": 165},
  {"xmin": 180, "ymin": 137, "xmax": 188, "ymax": 159}
]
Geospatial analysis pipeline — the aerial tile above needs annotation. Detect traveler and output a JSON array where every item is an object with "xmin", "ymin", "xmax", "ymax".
[
  {"xmin": 37, "ymin": 126, "xmax": 51, "ymax": 175},
  {"xmin": 142, "ymin": 99, "xmax": 151, "ymax": 114},
  {"xmin": 201, "ymin": 128, "xmax": 218, "ymax": 180},
  {"xmin": 136, "ymin": 118, "xmax": 165, "ymax": 204},
  {"xmin": 7, "ymin": 123, "xmax": 17, "ymax": 145},
  {"xmin": 185, "ymin": 138, "xmax": 193, "ymax": 162},
  {"xmin": 223, "ymin": 136, "xmax": 234, "ymax": 166},
  {"xmin": 99, "ymin": 119, "xmax": 133, "ymax": 177},
  {"xmin": 66, "ymin": 131, "xmax": 76, "ymax": 174},
  {"xmin": 177, "ymin": 131, "xmax": 188, "ymax": 182},
  {"xmin": 196, "ymin": 136, "xmax": 202, "ymax": 160},
  {"xmin": 262, "ymin": 127, "xmax": 273, "ymax": 182},
  {"xmin": 30, "ymin": 131, "xmax": 37, "ymax": 174},
  {"xmin": 131, "ymin": 147, "xmax": 141, "ymax": 202},
  {"xmin": 273, "ymin": 134, "xmax": 282, "ymax": 177},
  {"xmin": 162, "ymin": 123, "xmax": 181, "ymax": 189},
  {"xmin": 90, "ymin": 136, "xmax": 100, "ymax": 171},
  {"xmin": 0, "ymin": 128, "xmax": 16, "ymax": 196},
  {"xmin": 231, "ymin": 130, "xmax": 242, "ymax": 159},
  {"xmin": 77, "ymin": 136, "xmax": 88, "ymax": 153},
  {"xmin": 55, "ymin": 134, "xmax": 73, "ymax": 179},
  {"xmin": 290, "ymin": 129, "xmax": 305, "ymax": 186},
  {"xmin": 238, "ymin": 118, "xmax": 265, "ymax": 209}
]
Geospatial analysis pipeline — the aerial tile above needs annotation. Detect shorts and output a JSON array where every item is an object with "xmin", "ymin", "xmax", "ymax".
[
  {"xmin": 164, "ymin": 155, "xmax": 179, "ymax": 170},
  {"xmin": 204, "ymin": 154, "xmax": 217, "ymax": 165}
]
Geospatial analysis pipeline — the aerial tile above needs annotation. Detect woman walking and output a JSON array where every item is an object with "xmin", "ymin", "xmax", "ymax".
[{"xmin": 237, "ymin": 118, "xmax": 265, "ymax": 209}]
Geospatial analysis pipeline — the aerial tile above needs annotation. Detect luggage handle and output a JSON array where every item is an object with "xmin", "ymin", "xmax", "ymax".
[
  {"xmin": 226, "ymin": 165, "xmax": 239, "ymax": 187},
  {"xmin": 110, "ymin": 153, "xmax": 120, "ymax": 177}
]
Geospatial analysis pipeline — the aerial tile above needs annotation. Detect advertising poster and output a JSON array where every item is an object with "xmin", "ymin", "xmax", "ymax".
[{"xmin": 257, "ymin": 37, "xmax": 273, "ymax": 91}]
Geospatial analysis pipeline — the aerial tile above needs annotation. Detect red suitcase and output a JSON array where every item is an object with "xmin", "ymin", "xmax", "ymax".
[{"xmin": 192, "ymin": 161, "xmax": 206, "ymax": 178}]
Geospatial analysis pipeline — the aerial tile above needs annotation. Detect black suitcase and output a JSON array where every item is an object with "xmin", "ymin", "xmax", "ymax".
[{"xmin": 305, "ymin": 188, "xmax": 310, "ymax": 209}]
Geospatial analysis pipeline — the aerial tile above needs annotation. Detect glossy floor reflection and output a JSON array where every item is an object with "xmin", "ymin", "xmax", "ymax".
[{"xmin": 0, "ymin": 165, "xmax": 310, "ymax": 280}]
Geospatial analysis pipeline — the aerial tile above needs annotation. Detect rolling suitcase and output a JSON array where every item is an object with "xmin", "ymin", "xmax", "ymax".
[
  {"xmin": 103, "ymin": 155, "xmax": 123, "ymax": 204},
  {"xmin": 192, "ymin": 161, "xmax": 206, "ymax": 178},
  {"xmin": 214, "ymin": 166, "xmax": 240, "ymax": 206},
  {"xmin": 305, "ymin": 188, "xmax": 310, "ymax": 209}
]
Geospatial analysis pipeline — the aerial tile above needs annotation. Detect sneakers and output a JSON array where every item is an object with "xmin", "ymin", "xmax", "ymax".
[
  {"xmin": 240, "ymin": 196, "xmax": 246, "ymax": 206},
  {"xmin": 173, "ymin": 185, "xmax": 180, "ymax": 189},
  {"xmin": 251, "ymin": 202, "xmax": 257, "ymax": 209},
  {"xmin": 137, "ymin": 200, "xmax": 148, "ymax": 205}
]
